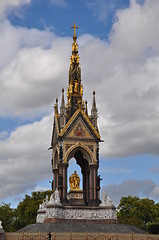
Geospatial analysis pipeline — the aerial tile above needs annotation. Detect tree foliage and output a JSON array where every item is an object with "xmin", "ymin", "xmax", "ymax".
[
  {"xmin": 0, "ymin": 203, "xmax": 15, "ymax": 232},
  {"xmin": 0, "ymin": 190, "xmax": 51, "ymax": 232},
  {"xmin": 117, "ymin": 196, "xmax": 159, "ymax": 233}
]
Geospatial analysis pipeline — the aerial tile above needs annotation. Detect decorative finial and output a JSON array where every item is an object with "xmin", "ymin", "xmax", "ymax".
[
  {"xmin": 92, "ymin": 90, "xmax": 97, "ymax": 111},
  {"xmin": 71, "ymin": 22, "xmax": 78, "ymax": 41},
  {"xmin": 85, "ymin": 100, "xmax": 88, "ymax": 116},
  {"xmin": 54, "ymin": 98, "xmax": 58, "ymax": 114},
  {"xmin": 61, "ymin": 88, "xmax": 65, "ymax": 109}
]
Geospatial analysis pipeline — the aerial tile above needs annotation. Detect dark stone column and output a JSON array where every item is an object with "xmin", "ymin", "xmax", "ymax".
[
  {"xmin": 59, "ymin": 162, "xmax": 68, "ymax": 204},
  {"xmin": 53, "ymin": 168, "xmax": 58, "ymax": 192},
  {"xmin": 89, "ymin": 166, "xmax": 94, "ymax": 204},
  {"xmin": 89, "ymin": 165, "xmax": 100, "ymax": 206},
  {"xmin": 82, "ymin": 170, "xmax": 89, "ymax": 205}
]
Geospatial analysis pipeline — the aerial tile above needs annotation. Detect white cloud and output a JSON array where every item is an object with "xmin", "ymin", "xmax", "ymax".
[
  {"xmin": 0, "ymin": 0, "xmax": 31, "ymax": 19},
  {"xmin": 0, "ymin": 20, "xmax": 71, "ymax": 118},
  {"xmin": 86, "ymin": 0, "xmax": 125, "ymax": 24},
  {"xmin": 0, "ymin": 115, "xmax": 53, "ymax": 200},
  {"xmin": 102, "ymin": 179, "xmax": 159, "ymax": 205}
]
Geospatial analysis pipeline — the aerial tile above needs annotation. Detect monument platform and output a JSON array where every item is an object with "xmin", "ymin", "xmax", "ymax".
[
  {"xmin": 17, "ymin": 222, "xmax": 146, "ymax": 234},
  {"xmin": 36, "ymin": 190, "xmax": 117, "ymax": 224}
]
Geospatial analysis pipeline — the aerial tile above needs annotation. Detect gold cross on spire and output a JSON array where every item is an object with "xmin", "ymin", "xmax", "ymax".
[{"xmin": 71, "ymin": 22, "xmax": 78, "ymax": 38}]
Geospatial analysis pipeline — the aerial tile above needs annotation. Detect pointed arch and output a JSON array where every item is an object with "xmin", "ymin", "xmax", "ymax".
[{"xmin": 64, "ymin": 142, "xmax": 95, "ymax": 164}]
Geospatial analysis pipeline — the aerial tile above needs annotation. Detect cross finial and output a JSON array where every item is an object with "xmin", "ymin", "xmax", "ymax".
[{"xmin": 71, "ymin": 22, "xmax": 78, "ymax": 39}]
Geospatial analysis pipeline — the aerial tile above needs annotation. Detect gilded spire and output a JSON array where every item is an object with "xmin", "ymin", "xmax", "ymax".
[
  {"xmin": 67, "ymin": 22, "xmax": 83, "ymax": 116},
  {"xmin": 70, "ymin": 22, "xmax": 80, "ymax": 67}
]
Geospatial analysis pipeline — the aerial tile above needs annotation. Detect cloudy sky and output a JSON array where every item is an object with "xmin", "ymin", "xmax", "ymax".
[{"xmin": 0, "ymin": 0, "xmax": 159, "ymax": 207}]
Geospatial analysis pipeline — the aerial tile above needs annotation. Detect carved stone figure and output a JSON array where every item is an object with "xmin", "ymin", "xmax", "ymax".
[
  {"xmin": 40, "ymin": 195, "xmax": 49, "ymax": 210},
  {"xmin": 69, "ymin": 171, "xmax": 80, "ymax": 190},
  {"xmin": 0, "ymin": 220, "xmax": 3, "ymax": 229},
  {"xmin": 100, "ymin": 191, "xmax": 113, "ymax": 207},
  {"xmin": 49, "ymin": 194, "xmax": 55, "ymax": 204},
  {"xmin": 45, "ymin": 195, "xmax": 49, "ymax": 204},
  {"xmin": 54, "ymin": 188, "xmax": 61, "ymax": 204},
  {"xmin": 39, "ymin": 204, "xmax": 42, "ymax": 210}
]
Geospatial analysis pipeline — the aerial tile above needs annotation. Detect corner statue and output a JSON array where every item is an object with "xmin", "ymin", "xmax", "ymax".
[{"xmin": 69, "ymin": 171, "xmax": 80, "ymax": 190}]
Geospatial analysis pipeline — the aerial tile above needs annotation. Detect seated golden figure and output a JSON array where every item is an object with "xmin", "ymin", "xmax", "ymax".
[{"xmin": 69, "ymin": 171, "xmax": 80, "ymax": 190}]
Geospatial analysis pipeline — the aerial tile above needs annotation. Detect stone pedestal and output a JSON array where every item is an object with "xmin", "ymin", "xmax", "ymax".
[{"xmin": 67, "ymin": 190, "xmax": 85, "ymax": 206}]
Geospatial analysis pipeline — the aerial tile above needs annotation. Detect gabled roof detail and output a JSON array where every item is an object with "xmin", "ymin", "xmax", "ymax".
[
  {"xmin": 60, "ymin": 109, "xmax": 100, "ymax": 139},
  {"xmin": 68, "ymin": 119, "xmax": 93, "ymax": 139}
]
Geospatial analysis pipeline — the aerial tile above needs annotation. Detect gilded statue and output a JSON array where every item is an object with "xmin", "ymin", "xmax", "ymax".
[
  {"xmin": 80, "ymin": 84, "xmax": 83, "ymax": 95},
  {"xmin": 74, "ymin": 82, "xmax": 79, "ymax": 93},
  {"xmin": 70, "ymin": 83, "xmax": 73, "ymax": 93},
  {"xmin": 69, "ymin": 171, "xmax": 80, "ymax": 190},
  {"xmin": 67, "ymin": 88, "xmax": 69, "ymax": 99}
]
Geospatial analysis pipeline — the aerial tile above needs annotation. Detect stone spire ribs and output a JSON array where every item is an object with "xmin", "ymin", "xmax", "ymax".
[{"xmin": 67, "ymin": 22, "xmax": 83, "ymax": 117}]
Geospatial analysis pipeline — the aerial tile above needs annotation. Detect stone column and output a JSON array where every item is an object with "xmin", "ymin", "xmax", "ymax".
[
  {"xmin": 59, "ymin": 162, "xmax": 68, "ymax": 204},
  {"xmin": 83, "ymin": 170, "xmax": 90, "ymax": 205},
  {"xmin": 53, "ymin": 168, "xmax": 58, "ymax": 191},
  {"xmin": 62, "ymin": 163, "xmax": 68, "ymax": 204},
  {"xmin": 89, "ymin": 165, "xmax": 99, "ymax": 206}
]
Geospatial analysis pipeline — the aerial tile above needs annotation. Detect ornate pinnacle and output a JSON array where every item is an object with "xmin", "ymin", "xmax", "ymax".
[
  {"xmin": 61, "ymin": 88, "xmax": 65, "ymax": 109},
  {"xmin": 71, "ymin": 22, "xmax": 78, "ymax": 42},
  {"xmin": 92, "ymin": 90, "xmax": 97, "ymax": 111},
  {"xmin": 85, "ymin": 100, "xmax": 88, "ymax": 116}
]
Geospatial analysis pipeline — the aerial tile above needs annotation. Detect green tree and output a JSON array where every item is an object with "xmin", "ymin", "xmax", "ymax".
[
  {"xmin": 13, "ymin": 190, "xmax": 51, "ymax": 231},
  {"xmin": 0, "ymin": 203, "xmax": 15, "ymax": 232},
  {"xmin": 117, "ymin": 196, "xmax": 159, "ymax": 232}
]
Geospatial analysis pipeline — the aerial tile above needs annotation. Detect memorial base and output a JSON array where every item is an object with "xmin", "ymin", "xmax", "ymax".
[{"xmin": 36, "ymin": 204, "xmax": 117, "ymax": 224}]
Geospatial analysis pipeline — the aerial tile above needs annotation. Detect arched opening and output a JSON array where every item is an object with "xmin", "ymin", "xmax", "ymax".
[{"xmin": 66, "ymin": 147, "xmax": 91, "ymax": 205}]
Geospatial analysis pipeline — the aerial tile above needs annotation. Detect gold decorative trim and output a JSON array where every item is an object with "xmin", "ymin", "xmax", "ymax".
[
  {"xmin": 81, "ymin": 111, "xmax": 101, "ymax": 139},
  {"xmin": 60, "ymin": 109, "xmax": 80, "ymax": 136},
  {"xmin": 60, "ymin": 109, "xmax": 100, "ymax": 139}
]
